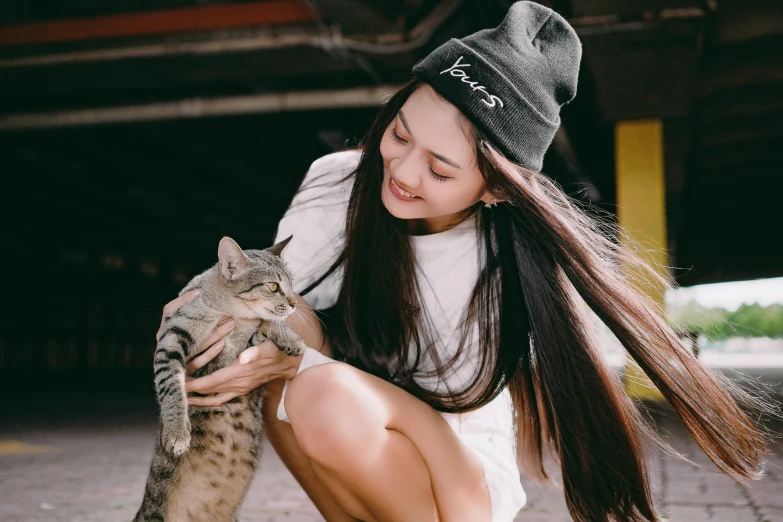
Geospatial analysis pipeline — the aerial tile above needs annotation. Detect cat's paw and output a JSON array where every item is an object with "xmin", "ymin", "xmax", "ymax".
[
  {"xmin": 249, "ymin": 331, "xmax": 267, "ymax": 347},
  {"xmin": 161, "ymin": 421, "xmax": 191, "ymax": 457},
  {"xmin": 281, "ymin": 338, "xmax": 306, "ymax": 357}
]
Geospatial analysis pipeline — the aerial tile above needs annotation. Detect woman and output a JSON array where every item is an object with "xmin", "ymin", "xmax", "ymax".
[{"xmin": 162, "ymin": 2, "xmax": 772, "ymax": 521}]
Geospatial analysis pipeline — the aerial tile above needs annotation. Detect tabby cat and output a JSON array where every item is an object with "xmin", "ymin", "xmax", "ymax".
[{"xmin": 134, "ymin": 236, "xmax": 305, "ymax": 522}]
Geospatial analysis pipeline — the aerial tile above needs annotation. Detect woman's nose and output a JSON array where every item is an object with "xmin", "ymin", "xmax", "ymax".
[{"xmin": 393, "ymin": 153, "xmax": 422, "ymax": 188}]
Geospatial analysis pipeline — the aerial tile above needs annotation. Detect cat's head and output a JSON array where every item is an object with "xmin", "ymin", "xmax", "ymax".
[{"xmin": 216, "ymin": 236, "xmax": 296, "ymax": 321}]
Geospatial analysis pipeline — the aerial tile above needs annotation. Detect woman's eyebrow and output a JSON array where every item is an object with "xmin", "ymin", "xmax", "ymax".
[{"xmin": 398, "ymin": 110, "xmax": 463, "ymax": 170}]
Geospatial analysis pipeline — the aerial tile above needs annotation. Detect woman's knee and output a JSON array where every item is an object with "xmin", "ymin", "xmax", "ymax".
[{"xmin": 285, "ymin": 363, "xmax": 386, "ymax": 465}]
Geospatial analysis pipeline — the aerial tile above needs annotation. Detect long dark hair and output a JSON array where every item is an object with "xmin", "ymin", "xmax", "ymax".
[{"xmin": 302, "ymin": 78, "xmax": 775, "ymax": 521}]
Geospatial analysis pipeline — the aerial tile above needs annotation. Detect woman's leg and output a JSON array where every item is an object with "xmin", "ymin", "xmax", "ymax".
[
  {"xmin": 266, "ymin": 294, "xmax": 491, "ymax": 521},
  {"xmin": 262, "ymin": 380, "xmax": 361, "ymax": 521},
  {"xmin": 261, "ymin": 294, "xmax": 360, "ymax": 521},
  {"xmin": 285, "ymin": 363, "xmax": 492, "ymax": 522}
]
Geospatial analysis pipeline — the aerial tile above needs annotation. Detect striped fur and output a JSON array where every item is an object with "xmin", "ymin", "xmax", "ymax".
[{"xmin": 134, "ymin": 236, "xmax": 305, "ymax": 522}]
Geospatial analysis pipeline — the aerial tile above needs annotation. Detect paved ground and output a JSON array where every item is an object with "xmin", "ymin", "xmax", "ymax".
[{"xmin": 1, "ymin": 370, "xmax": 781, "ymax": 522}]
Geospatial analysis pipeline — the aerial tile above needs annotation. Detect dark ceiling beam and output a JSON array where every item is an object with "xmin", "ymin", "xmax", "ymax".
[
  {"xmin": 308, "ymin": 0, "xmax": 404, "ymax": 34},
  {"xmin": 699, "ymin": 98, "xmax": 783, "ymax": 127},
  {"xmin": 572, "ymin": 9, "xmax": 706, "ymax": 121},
  {"xmin": 699, "ymin": 39, "xmax": 783, "ymax": 95},
  {"xmin": 0, "ymin": 0, "xmax": 317, "ymax": 47},
  {"xmin": 698, "ymin": 134, "xmax": 782, "ymax": 157},
  {"xmin": 699, "ymin": 118, "xmax": 783, "ymax": 147},
  {"xmin": 710, "ymin": 0, "xmax": 783, "ymax": 44},
  {"xmin": 696, "ymin": 148, "xmax": 779, "ymax": 171},
  {"xmin": 569, "ymin": 0, "xmax": 708, "ymax": 18}
]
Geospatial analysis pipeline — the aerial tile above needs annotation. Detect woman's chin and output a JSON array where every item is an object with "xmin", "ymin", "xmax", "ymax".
[{"xmin": 381, "ymin": 189, "xmax": 420, "ymax": 220}]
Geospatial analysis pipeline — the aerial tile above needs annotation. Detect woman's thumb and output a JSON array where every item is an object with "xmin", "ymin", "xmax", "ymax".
[{"xmin": 239, "ymin": 346, "xmax": 258, "ymax": 365}]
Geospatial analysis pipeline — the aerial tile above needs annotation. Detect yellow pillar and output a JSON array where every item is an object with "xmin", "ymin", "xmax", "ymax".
[{"xmin": 615, "ymin": 119, "xmax": 666, "ymax": 401}]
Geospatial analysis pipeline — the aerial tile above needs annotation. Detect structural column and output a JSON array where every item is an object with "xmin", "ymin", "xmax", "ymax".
[{"xmin": 615, "ymin": 119, "xmax": 667, "ymax": 401}]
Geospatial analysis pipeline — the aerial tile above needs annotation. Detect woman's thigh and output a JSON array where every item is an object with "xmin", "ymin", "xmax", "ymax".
[
  {"xmin": 284, "ymin": 362, "xmax": 492, "ymax": 522},
  {"xmin": 262, "ymin": 380, "xmax": 361, "ymax": 522}
]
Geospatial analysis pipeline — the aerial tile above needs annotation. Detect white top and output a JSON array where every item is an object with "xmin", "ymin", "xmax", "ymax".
[{"xmin": 273, "ymin": 149, "xmax": 526, "ymax": 521}]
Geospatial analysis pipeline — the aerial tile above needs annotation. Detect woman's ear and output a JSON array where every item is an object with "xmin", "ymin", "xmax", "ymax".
[{"xmin": 480, "ymin": 191, "xmax": 502, "ymax": 206}]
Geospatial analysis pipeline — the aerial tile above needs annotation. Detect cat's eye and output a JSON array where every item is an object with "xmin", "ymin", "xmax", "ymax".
[{"xmin": 266, "ymin": 282, "xmax": 279, "ymax": 293}]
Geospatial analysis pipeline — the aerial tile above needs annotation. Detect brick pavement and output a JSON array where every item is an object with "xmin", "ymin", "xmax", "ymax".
[{"xmin": 1, "ymin": 396, "xmax": 781, "ymax": 522}]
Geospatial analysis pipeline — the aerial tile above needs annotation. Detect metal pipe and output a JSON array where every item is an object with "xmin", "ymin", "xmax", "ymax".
[
  {"xmin": 0, "ymin": 30, "xmax": 323, "ymax": 67},
  {"xmin": 0, "ymin": 84, "xmax": 403, "ymax": 130}
]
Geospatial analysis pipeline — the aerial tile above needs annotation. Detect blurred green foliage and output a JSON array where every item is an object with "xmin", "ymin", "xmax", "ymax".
[{"xmin": 669, "ymin": 302, "xmax": 783, "ymax": 340}]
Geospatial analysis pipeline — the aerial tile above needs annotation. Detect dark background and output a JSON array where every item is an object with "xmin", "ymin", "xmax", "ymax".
[{"xmin": 1, "ymin": 0, "xmax": 781, "ymax": 395}]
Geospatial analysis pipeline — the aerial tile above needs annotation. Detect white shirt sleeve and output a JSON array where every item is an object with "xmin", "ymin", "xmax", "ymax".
[
  {"xmin": 276, "ymin": 346, "xmax": 337, "ymax": 423},
  {"xmin": 273, "ymin": 150, "xmax": 359, "ymax": 310}
]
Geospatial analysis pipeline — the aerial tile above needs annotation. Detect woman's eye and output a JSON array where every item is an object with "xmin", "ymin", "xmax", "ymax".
[
  {"xmin": 389, "ymin": 127, "xmax": 407, "ymax": 144},
  {"xmin": 266, "ymin": 282, "xmax": 279, "ymax": 293},
  {"xmin": 427, "ymin": 164, "xmax": 449, "ymax": 183}
]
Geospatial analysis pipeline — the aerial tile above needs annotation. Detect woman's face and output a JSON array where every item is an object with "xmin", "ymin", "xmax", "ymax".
[{"xmin": 380, "ymin": 84, "xmax": 489, "ymax": 233}]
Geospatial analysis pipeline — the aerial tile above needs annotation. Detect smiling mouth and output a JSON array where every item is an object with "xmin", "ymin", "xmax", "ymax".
[{"xmin": 390, "ymin": 177, "xmax": 421, "ymax": 199}]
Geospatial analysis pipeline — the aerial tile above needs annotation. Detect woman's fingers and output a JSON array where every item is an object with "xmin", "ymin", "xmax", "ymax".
[
  {"xmin": 156, "ymin": 289, "xmax": 201, "ymax": 342},
  {"xmin": 185, "ymin": 364, "xmax": 244, "ymax": 395},
  {"xmin": 185, "ymin": 340, "xmax": 289, "ymax": 401},
  {"xmin": 186, "ymin": 340, "xmax": 225, "ymax": 375},
  {"xmin": 188, "ymin": 392, "xmax": 239, "ymax": 407}
]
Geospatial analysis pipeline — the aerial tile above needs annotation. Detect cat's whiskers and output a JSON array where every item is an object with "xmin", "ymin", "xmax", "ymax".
[
  {"xmin": 288, "ymin": 308, "xmax": 321, "ymax": 334},
  {"xmin": 293, "ymin": 304, "xmax": 327, "ymax": 331},
  {"xmin": 293, "ymin": 301, "xmax": 329, "ymax": 324}
]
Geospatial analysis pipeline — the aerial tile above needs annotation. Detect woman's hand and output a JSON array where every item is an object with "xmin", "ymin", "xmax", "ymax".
[
  {"xmin": 185, "ymin": 339, "xmax": 304, "ymax": 407},
  {"xmin": 157, "ymin": 289, "xmax": 237, "ymax": 364}
]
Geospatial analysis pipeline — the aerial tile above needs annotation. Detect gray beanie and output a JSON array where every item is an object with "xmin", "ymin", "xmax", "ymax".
[{"xmin": 412, "ymin": 0, "xmax": 582, "ymax": 172}]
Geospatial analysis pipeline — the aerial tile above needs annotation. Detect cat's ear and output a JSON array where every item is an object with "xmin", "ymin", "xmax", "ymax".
[
  {"xmin": 267, "ymin": 235, "xmax": 293, "ymax": 257},
  {"xmin": 218, "ymin": 237, "xmax": 252, "ymax": 282}
]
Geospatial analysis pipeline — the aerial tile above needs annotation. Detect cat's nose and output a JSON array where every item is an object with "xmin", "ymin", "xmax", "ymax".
[{"xmin": 289, "ymin": 302, "xmax": 296, "ymax": 310}]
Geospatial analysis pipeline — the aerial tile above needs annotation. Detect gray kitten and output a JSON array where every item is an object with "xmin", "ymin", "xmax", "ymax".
[{"xmin": 134, "ymin": 236, "xmax": 306, "ymax": 522}]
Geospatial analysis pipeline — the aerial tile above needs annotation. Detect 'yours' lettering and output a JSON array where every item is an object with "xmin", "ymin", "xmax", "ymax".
[{"xmin": 440, "ymin": 56, "xmax": 505, "ymax": 109}]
